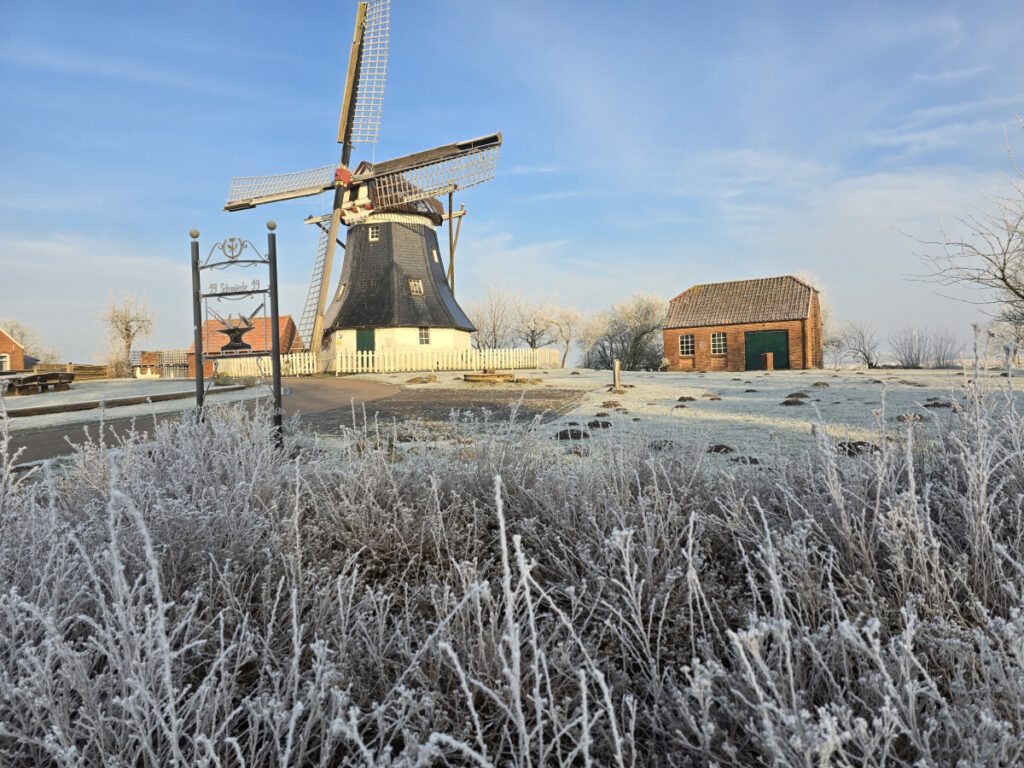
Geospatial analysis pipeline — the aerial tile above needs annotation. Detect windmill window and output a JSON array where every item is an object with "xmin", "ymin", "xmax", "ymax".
[
  {"xmin": 432, "ymin": 248, "xmax": 439, "ymax": 263},
  {"xmin": 419, "ymin": 327, "xmax": 430, "ymax": 345},
  {"xmin": 335, "ymin": 283, "xmax": 346, "ymax": 301},
  {"xmin": 408, "ymin": 278, "xmax": 424, "ymax": 296},
  {"xmin": 711, "ymin": 332, "xmax": 727, "ymax": 355},
  {"xmin": 679, "ymin": 334, "xmax": 695, "ymax": 356},
  {"xmin": 368, "ymin": 225, "xmax": 380, "ymax": 242}
]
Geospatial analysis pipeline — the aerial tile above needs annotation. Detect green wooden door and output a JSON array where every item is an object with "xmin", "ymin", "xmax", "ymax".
[
  {"xmin": 356, "ymin": 328, "xmax": 375, "ymax": 353},
  {"xmin": 744, "ymin": 330, "xmax": 789, "ymax": 370}
]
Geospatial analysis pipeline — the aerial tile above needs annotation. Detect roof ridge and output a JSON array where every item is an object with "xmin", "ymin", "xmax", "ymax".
[{"xmin": 0, "ymin": 328, "xmax": 25, "ymax": 349}]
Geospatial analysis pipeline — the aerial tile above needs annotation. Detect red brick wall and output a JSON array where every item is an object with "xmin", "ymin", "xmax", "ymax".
[
  {"xmin": 0, "ymin": 330, "xmax": 25, "ymax": 371},
  {"xmin": 663, "ymin": 319, "xmax": 820, "ymax": 372}
]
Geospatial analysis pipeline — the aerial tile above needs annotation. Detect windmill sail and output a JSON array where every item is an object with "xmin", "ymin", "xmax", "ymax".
[
  {"xmin": 365, "ymin": 133, "xmax": 501, "ymax": 211},
  {"xmin": 297, "ymin": 222, "xmax": 333, "ymax": 349},
  {"xmin": 225, "ymin": 165, "xmax": 337, "ymax": 211},
  {"xmin": 350, "ymin": 0, "xmax": 389, "ymax": 147}
]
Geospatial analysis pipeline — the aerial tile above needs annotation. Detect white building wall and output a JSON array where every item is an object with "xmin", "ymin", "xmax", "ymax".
[{"xmin": 327, "ymin": 327, "xmax": 472, "ymax": 355}]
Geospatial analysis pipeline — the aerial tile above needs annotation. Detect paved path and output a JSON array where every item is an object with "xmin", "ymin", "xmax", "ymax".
[{"xmin": 7, "ymin": 377, "xmax": 399, "ymax": 465}]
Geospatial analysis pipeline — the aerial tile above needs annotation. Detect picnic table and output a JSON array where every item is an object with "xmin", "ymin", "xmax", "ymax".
[{"xmin": 0, "ymin": 371, "xmax": 75, "ymax": 396}]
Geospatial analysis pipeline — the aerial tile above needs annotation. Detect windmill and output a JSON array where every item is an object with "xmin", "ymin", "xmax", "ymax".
[{"xmin": 224, "ymin": 0, "xmax": 500, "ymax": 361}]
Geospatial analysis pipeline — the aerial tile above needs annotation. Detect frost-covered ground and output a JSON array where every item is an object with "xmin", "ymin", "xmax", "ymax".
[
  {"xmin": 2, "ymin": 378, "xmax": 264, "ymax": 433},
  {"xmin": 3, "ymin": 370, "xmax": 1022, "ymax": 766},
  {"xmin": 355, "ymin": 366, "xmax": 1020, "ymax": 461}
]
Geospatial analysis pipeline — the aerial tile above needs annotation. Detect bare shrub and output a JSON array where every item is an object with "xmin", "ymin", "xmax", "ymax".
[
  {"xmin": 840, "ymin": 320, "xmax": 880, "ymax": 367},
  {"xmin": 580, "ymin": 293, "xmax": 666, "ymax": 370},
  {"xmin": 889, "ymin": 326, "xmax": 931, "ymax": 368},
  {"xmin": 929, "ymin": 329, "xmax": 963, "ymax": 368},
  {"xmin": 103, "ymin": 293, "xmax": 154, "ymax": 377},
  {"xmin": 2, "ymin": 381, "xmax": 1024, "ymax": 765}
]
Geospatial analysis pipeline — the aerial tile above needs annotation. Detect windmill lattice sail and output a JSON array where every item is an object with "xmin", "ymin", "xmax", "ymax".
[
  {"xmin": 349, "ymin": 0, "xmax": 389, "ymax": 147},
  {"xmin": 225, "ymin": 166, "xmax": 337, "ymax": 211},
  {"xmin": 368, "ymin": 134, "xmax": 501, "ymax": 211}
]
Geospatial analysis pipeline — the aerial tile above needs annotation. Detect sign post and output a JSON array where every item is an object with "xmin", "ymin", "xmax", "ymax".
[{"xmin": 189, "ymin": 224, "xmax": 284, "ymax": 448}]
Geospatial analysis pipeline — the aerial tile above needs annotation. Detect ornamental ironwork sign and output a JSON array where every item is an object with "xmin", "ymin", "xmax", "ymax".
[{"xmin": 188, "ymin": 223, "xmax": 284, "ymax": 445}]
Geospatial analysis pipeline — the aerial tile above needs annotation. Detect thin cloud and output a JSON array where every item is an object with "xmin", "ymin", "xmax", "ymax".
[
  {"xmin": 0, "ymin": 40, "xmax": 258, "ymax": 101},
  {"xmin": 912, "ymin": 66, "xmax": 988, "ymax": 83}
]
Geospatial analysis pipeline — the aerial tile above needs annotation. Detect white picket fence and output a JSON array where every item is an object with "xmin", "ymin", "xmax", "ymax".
[
  {"xmin": 335, "ymin": 347, "xmax": 560, "ymax": 374},
  {"xmin": 215, "ymin": 348, "xmax": 560, "ymax": 377},
  {"xmin": 216, "ymin": 352, "xmax": 319, "ymax": 378}
]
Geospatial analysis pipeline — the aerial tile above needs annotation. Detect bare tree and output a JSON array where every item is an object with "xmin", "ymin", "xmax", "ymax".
[
  {"xmin": 579, "ymin": 293, "xmax": 666, "ymax": 371},
  {"xmin": 550, "ymin": 307, "xmax": 583, "ymax": 368},
  {"xmin": 0, "ymin": 319, "xmax": 61, "ymax": 363},
  {"xmin": 103, "ymin": 293, "xmax": 154, "ymax": 377},
  {"xmin": 889, "ymin": 327, "xmax": 931, "ymax": 368},
  {"xmin": 465, "ymin": 287, "xmax": 517, "ymax": 350},
  {"xmin": 841, "ymin": 320, "xmax": 880, "ymax": 368},
  {"xmin": 917, "ymin": 126, "xmax": 1024, "ymax": 314},
  {"xmin": 513, "ymin": 300, "xmax": 555, "ymax": 349}
]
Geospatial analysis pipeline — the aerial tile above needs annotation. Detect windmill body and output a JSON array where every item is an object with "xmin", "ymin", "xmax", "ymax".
[{"xmin": 224, "ymin": 0, "xmax": 500, "ymax": 368}]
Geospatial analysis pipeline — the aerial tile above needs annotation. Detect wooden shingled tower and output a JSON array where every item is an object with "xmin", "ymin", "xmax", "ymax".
[{"xmin": 224, "ymin": 0, "xmax": 501, "ymax": 361}]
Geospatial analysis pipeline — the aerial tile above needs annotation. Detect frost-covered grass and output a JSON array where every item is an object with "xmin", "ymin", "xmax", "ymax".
[{"xmin": 2, "ymin": 372, "xmax": 1024, "ymax": 766}]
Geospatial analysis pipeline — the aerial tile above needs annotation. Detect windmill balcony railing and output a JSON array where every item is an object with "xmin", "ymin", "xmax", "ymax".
[{"xmin": 213, "ymin": 348, "xmax": 560, "ymax": 378}]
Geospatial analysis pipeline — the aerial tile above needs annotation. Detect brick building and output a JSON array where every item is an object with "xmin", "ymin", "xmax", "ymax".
[
  {"xmin": 188, "ymin": 316, "xmax": 303, "ymax": 377},
  {"xmin": 663, "ymin": 275, "xmax": 823, "ymax": 372},
  {"xmin": 0, "ymin": 328, "xmax": 26, "ymax": 371}
]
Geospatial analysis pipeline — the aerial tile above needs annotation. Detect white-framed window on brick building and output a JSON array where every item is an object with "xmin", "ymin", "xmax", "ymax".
[
  {"xmin": 678, "ymin": 334, "xmax": 695, "ymax": 356},
  {"xmin": 408, "ymin": 278, "xmax": 424, "ymax": 296},
  {"xmin": 368, "ymin": 225, "xmax": 380, "ymax": 242},
  {"xmin": 0, "ymin": 354, "xmax": 8, "ymax": 372},
  {"xmin": 418, "ymin": 327, "xmax": 430, "ymax": 345},
  {"xmin": 711, "ymin": 332, "xmax": 727, "ymax": 355}
]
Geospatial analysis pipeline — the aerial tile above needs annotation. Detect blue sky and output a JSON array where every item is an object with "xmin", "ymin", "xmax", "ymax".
[{"xmin": 2, "ymin": 0, "xmax": 1023, "ymax": 361}]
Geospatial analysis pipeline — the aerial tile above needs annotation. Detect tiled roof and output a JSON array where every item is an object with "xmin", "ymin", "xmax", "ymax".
[
  {"xmin": 189, "ymin": 316, "xmax": 303, "ymax": 354},
  {"xmin": 665, "ymin": 275, "xmax": 816, "ymax": 329}
]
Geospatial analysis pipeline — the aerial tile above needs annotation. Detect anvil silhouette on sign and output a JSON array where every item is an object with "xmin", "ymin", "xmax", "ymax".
[{"xmin": 210, "ymin": 304, "xmax": 265, "ymax": 352}]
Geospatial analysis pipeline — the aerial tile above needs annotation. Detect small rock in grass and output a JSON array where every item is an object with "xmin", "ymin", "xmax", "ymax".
[
  {"xmin": 587, "ymin": 420, "xmax": 612, "ymax": 429},
  {"xmin": 570, "ymin": 371, "xmax": 581, "ymax": 375},
  {"xmin": 923, "ymin": 400, "xmax": 952, "ymax": 409},
  {"xmin": 781, "ymin": 398, "xmax": 805, "ymax": 406},
  {"xmin": 870, "ymin": 379, "xmax": 883, "ymax": 384},
  {"xmin": 677, "ymin": 395, "xmax": 697, "ymax": 402},
  {"xmin": 729, "ymin": 456, "xmax": 761, "ymax": 465},
  {"xmin": 812, "ymin": 381, "xmax": 829, "ymax": 388},
  {"xmin": 744, "ymin": 388, "xmax": 758, "ymax": 393},
  {"xmin": 837, "ymin": 440, "xmax": 879, "ymax": 456},
  {"xmin": 706, "ymin": 444, "xmax": 734, "ymax": 454},
  {"xmin": 732, "ymin": 377, "xmax": 742, "ymax": 381},
  {"xmin": 702, "ymin": 391, "xmax": 721, "ymax": 399},
  {"xmin": 648, "ymin": 438, "xmax": 679, "ymax": 451},
  {"xmin": 674, "ymin": 404, "xmax": 688, "ymax": 409},
  {"xmin": 632, "ymin": 417, "xmax": 641, "ymax": 422},
  {"xmin": 556, "ymin": 428, "xmax": 590, "ymax": 440},
  {"xmin": 595, "ymin": 411, "xmax": 610, "ymax": 417},
  {"xmin": 568, "ymin": 421, "xmax": 580, "ymax": 426},
  {"xmin": 602, "ymin": 400, "xmax": 621, "ymax": 408},
  {"xmin": 785, "ymin": 392, "xmax": 809, "ymax": 399}
]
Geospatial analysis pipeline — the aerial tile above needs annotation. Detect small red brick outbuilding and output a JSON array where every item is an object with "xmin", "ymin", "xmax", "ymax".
[
  {"xmin": 663, "ymin": 275, "xmax": 823, "ymax": 372},
  {"xmin": 0, "ymin": 328, "xmax": 26, "ymax": 371}
]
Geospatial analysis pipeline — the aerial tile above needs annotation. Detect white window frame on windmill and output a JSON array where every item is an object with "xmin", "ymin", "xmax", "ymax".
[
  {"xmin": 408, "ymin": 278, "xmax": 424, "ymax": 296},
  {"xmin": 368, "ymin": 225, "xmax": 380, "ymax": 242},
  {"xmin": 432, "ymin": 248, "xmax": 439, "ymax": 263}
]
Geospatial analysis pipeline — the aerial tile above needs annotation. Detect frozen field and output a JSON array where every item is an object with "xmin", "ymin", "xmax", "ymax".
[{"xmin": 353, "ymin": 366, "xmax": 1020, "ymax": 460}]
